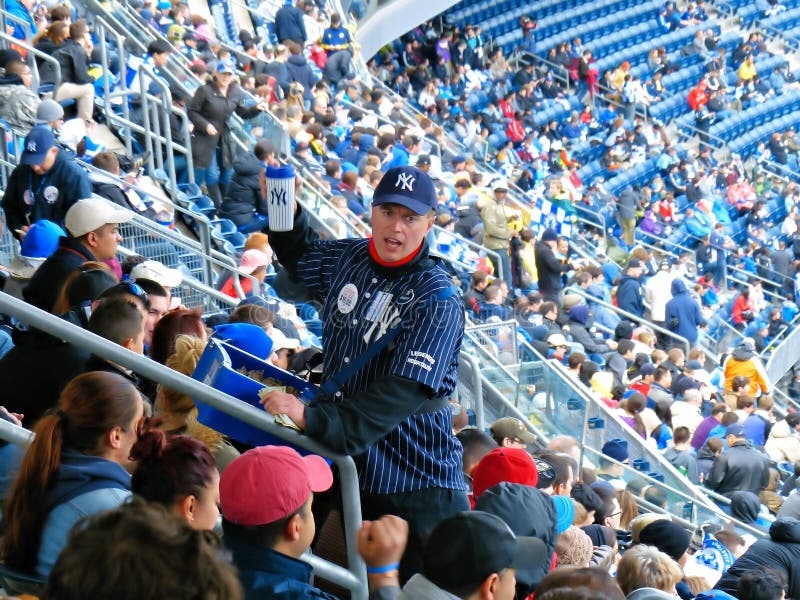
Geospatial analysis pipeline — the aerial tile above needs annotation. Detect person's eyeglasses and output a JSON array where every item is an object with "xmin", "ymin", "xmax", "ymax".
[{"xmin": 608, "ymin": 511, "xmax": 622, "ymax": 518}]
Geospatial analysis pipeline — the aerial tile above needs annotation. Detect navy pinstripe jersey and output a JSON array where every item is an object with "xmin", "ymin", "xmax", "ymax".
[{"xmin": 295, "ymin": 237, "xmax": 466, "ymax": 494}]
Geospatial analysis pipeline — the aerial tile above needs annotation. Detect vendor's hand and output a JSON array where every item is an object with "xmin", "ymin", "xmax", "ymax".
[
  {"xmin": 0, "ymin": 406, "xmax": 23, "ymax": 427},
  {"xmin": 358, "ymin": 515, "xmax": 408, "ymax": 580},
  {"xmin": 206, "ymin": 123, "xmax": 218, "ymax": 136},
  {"xmin": 256, "ymin": 102, "xmax": 270, "ymax": 112},
  {"xmin": 260, "ymin": 390, "xmax": 306, "ymax": 430}
]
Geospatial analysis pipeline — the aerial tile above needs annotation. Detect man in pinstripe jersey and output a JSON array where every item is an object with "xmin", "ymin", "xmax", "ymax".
[{"xmin": 262, "ymin": 165, "xmax": 468, "ymax": 577}]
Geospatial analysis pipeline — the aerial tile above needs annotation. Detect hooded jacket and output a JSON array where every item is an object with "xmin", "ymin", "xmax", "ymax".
[
  {"xmin": 396, "ymin": 574, "xmax": 461, "ymax": 599},
  {"xmin": 285, "ymin": 54, "xmax": 316, "ymax": 101},
  {"xmin": 765, "ymin": 418, "xmax": 800, "ymax": 464},
  {"xmin": 665, "ymin": 278, "xmax": 705, "ymax": 344},
  {"xmin": 616, "ymin": 273, "xmax": 644, "ymax": 317},
  {"xmin": 664, "ymin": 446, "xmax": 699, "ymax": 483},
  {"xmin": 566, "ymin": 305, "xmax": 613, "ymax": 355},
  {"xmin": 715, "ymin": 518, "xmax": 800, "ymax": 598},
  {"xmin": 723, "ymin": 345, "xmax": 770, "ymax": 397},
  {"xmin": 37, "ymin": 452, "xmax": 131, "ymax": 576},
  {"xmin": 705, "ymin": 439, "xmax": 771, "ymax": 497},
  {"xmin": 220, "ymin": 153, "xmax": 268, "ymax": 227}
]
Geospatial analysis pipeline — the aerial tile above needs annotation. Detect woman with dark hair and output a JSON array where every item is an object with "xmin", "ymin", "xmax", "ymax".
[
  {"xmin": 131, "ymin": 430, "xmax": 219, "ymax": 531},
  {"xmin": 149, "ymin": 308, "xmax": 207, "ymax": 365},
  {"xmin": 0, "ymin": 371, "xmax": 144, "ymax": 576}
]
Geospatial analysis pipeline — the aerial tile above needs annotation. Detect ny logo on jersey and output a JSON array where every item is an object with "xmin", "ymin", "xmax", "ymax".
[
  {"xmin": 271, "ymin": 188, "xmax": 287, "ymax": 206},
  {"xmin": 395, "ymin": 172, "xmax": 415, "ymax": 192}
]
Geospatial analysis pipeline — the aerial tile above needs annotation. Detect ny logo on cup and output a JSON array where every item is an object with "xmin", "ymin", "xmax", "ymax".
[{"xmin": 271, "ymin": 188, "xmax": 287, "ymax": 205}]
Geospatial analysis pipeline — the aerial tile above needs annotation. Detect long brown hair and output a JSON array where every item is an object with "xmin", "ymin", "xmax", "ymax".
[
  {"xmin": 1, "ymin": 371, "xmax": 140, "ymax": 572},
  {"xmin": 149, "ymin": 309, "xmax": 206, "ymax": 365}
]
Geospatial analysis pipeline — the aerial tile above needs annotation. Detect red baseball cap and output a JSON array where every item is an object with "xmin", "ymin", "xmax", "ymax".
[
  {"xmin": 472, "ymin": 448, "xmax": 539, "ymax": 499},
  {"xmin": 220, "ymin": 446, "xmax": 333, "ymax": 526}
]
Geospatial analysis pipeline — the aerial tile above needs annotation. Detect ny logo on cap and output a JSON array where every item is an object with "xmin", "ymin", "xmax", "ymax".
[
  {"xmin": 396, "ymin": 172, "xmax": 415, "ymax": 192},
  {"xmin": 27, "ymin": 141, "xmax": 37, "ymax": 152}
]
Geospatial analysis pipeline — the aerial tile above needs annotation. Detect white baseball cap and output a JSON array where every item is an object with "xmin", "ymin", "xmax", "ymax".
[
  {"xmin": 130, "ymin": 259, "xmax": 182, "ymax": 288},
  {"xmin": 65, "ymin": 198, "xmax": 133, "ymax": 238},
  {"xmin": 269, "ymin": 328, "xmax": 300, "ymax": 352}
]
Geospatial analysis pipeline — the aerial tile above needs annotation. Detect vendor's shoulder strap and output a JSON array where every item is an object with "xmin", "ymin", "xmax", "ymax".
[{"xmin": 316, "ymin": 284, "xmax": 458, "ymax": 399}]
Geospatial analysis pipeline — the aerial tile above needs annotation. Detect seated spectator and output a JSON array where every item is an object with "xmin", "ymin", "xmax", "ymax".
[
  {"xmin": 664, "ymin": 426, "xmax": 699, "ymax": 483},
  {"xmin": 3, "ymin": 126, "xmax": 94, "ymax": 249},
  {"xmin": 39, "ymin": 499, "xmax": 241, "ymax": 599},
  {"xmin": 706, "ymin": 422, "xmax": 771, "ymax": 497},
  {"xmin": 535, "ymin": 566, "xmax": 625, "ymax": 599},
  {"xmin": 85, "ymin": 296, "xmax": 148, "ymax": 381},
  {"xmin": 130, "ymin": 429, "xmax": 219, "ymax": 530},
  {"xmin": 617, "ymin": 544, "xmax": 684, "ymax": 598},
  {"xmin": 489, "ymin": 417, "xmax": 537, "ymax": 449},
  {"xmin": 0, "ymin": 60, "xmax": 39, "ymax": 135},
  {"xmin": 53, "ymin": 20, "xmax": 96, "ymax": 121},
  {"xmin": 219, "ymin": 445, "xmax": 336, "ymax": 597},
  {"xmin": 737, "ymin": 566, "xmax": 787, "ymax": 600},
  {"xmin": 596, "ymin": 439, "xmax": 628, "ymax": 489},
  {"xmin": 0, "ymin": 266, "xmax": 117, "ymax": 426},
  {"xmin": 221, "ymin": 249, "xmax": 271, "ymax": 299},
  {"xmin": 397, "ymin": 510, "xmax": 547, "ymax": 599},
  {"xmin": 0, "ymin": 371, "xmax": 144, "ymax": 577},
  {"xmin": 716, "ymin": 518, "xmax": 800, "ymax": 597},
  {"xmin": 765, "ymin": 413, "xmax": 800, "ymax": 465},
  {"xmin": 91, "ymin": 152, "xmax": 162, "ymax": 220},
  {"xmin": 478, "ymin": 283, "xmax": 510, "ymax": 321}
]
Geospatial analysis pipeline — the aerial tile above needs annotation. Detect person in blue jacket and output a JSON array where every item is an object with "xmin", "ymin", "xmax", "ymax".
[
  {"xmin": 615, "ymin": 258, "xmax": 646, "ymax": 317},
  {"xmin": 5, "ymin": 0, "xmax": 37, "ymax": 41},
  {"xmin": 665, "ymin": 278, "xmax": 706, "ymax": 345},
  {"xmin": 0, "ymin": 371, "xmax": 143, "ymax": 577}
]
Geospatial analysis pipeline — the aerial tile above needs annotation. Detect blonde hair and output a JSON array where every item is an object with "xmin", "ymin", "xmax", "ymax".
[
  {"xmin": 155, "ymin": 335, "xmax": 224, "ymax": 449},
  {"xmin": 617, "ymin": 545, "xmax": 682, "ymax": 595}
]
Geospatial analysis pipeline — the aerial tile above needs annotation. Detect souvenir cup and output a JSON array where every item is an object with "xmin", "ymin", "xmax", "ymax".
[{"xmin": 265, "ymin": 164, "xmax": 296, "ymax": 231}]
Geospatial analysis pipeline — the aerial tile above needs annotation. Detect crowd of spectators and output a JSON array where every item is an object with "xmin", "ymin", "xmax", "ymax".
[{"xmin": 5, "ymin": 0, "xmax": 800, "ymax": 598}]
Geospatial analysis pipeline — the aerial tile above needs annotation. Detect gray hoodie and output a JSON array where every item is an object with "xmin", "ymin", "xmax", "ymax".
[{"xmin": 397, "ymin": 574, "xmax": 461, "ymax": 599}]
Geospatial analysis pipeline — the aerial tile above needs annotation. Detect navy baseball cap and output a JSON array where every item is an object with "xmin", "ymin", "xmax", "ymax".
[
  {"xmin": 372, "ymin": 166, "xmax": 436, "ymax": 216},
  {"xmin": 21, "ymin": 126, "xmax": 55, "ymax": 165}
]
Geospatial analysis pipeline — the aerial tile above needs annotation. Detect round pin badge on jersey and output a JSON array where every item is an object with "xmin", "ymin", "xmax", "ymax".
[
  {"xmin": 337, "ymin": 283, "xmax": 358, "ymax": 314},
  {"xmin": 396, "ymin": 289, "xmax": 415, "ymax": 305}
]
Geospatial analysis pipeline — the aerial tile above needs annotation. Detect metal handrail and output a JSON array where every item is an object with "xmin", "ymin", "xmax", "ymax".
[
  {"xmin": 564, "ymin": 285, "xmax": 691, "ymax": 354},
  {"xmin": 0, "ymin": 291, "xmax": 368, "ymax": 598},
  {"xmin": 0, "ymin": 9, "xmax": 33, "ymax": 45}
]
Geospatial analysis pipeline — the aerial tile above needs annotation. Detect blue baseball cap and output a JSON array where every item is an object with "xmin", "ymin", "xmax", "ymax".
[
  {"xmin": 372, "ymin": 166, "xmax": 436, "ymax": 216},
  {"xmin": 216, "ymin": 58, "xmax": 237, "ymax": 74},
  {"xmin": 213, "ymin": 323, "xmax": 274, "ymax": 360},
  {"xmin": 21, "ymin": 126, "xmax": 55, "ymax": 165},
  {"xmin": 726, "ymin": 423, "xmax": 745, "ymax": 437},
  {"xmin": 20, "ymin": 220, "xmax": 65, "ymax": 258}
]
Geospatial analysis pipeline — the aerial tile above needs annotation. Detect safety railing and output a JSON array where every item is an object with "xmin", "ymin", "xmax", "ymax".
[
  {"xmin": 465, "ymin": 319, "xmax": 519, "ymax": 366},
  {"xmin": 767, "ymin": 318, "xmax": 800, "ymax": 386},
  {"xmin": 563, "ymin": 285, "xmax": 691, "ymax": 354},
  {"xmin": 0, "ymin": 9, "xmax": 33, "ymax": 45},
  {"xmin": 0, "ymin": 291, "xmax": 368, "ymax": 598}
]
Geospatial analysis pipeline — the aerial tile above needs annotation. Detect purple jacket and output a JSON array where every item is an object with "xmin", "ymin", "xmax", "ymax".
[{"xmin": 691, "ymin": 415, "xmax": 719, "ymax": 450}]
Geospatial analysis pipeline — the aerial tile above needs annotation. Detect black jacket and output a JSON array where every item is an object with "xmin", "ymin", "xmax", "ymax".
[
  {"xmin": 220, "ymin": 153, "xmax": 267, "ymax": 227},
  {"xmin": 715, "ymin": 518, "xmax": 800, "ymax": 598},
  {"xmin": 705, "ymin": 439, "xmax": 771, "ymax": 496},
  {"xmin": 0, "ymin": 321, "xmax": 90, "ymax": 426},
  {"xmin": 53, "ymin": 39, "xmax": 93, "ymax": 85},
  {"xmin": 2, "ymin": 149, "xmax": 93, "ymax": 237},
  {"xmin": 23, "ymin": 237, "xmax": 96, "ymax": 312},
  {"xmin": 187, "ymin": 82, "xmax": 261, "ymax": 169},
  {"xmin": 534, "ymin": 241, "xmax": 571, "ymax": 296},
  {"xmin": 566, "ymin": 318, "xmax": 613, "ymax": 355}
]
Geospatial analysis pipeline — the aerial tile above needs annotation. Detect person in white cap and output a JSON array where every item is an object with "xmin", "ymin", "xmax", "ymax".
[
  {"xmin": 267, "ymin": 327, "xmax": 300, "ymax": 370},
  {"xmin": 23, "ymin": 198, "xmax": 132, "ymax": 312},
  {"xmin": 130, "ymin": 259, "xmax": 183, "ymax": 292}
]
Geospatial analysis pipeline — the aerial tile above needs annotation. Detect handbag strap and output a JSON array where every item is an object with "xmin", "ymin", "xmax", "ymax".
[{"xmin": 316, "ymin": 285, "xmax": 458, "ymax": 399}]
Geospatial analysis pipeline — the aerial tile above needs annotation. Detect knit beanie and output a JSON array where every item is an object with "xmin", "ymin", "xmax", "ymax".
[
  {"xmin": 638, "ymin": 519, "xmax": 690, "ymax": 561},
  {"xmin": 556, "ymin": 526, "xmax": 594, "ymax": 567},
  {"xmin": 552, "ymin": 495, "xmax": 576, "ymax": 534}
]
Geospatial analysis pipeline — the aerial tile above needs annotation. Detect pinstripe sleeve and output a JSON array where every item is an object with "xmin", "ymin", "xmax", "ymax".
[{"xmin": 390, "ymin": 293, "xmax": 465, "ymax": 395}]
